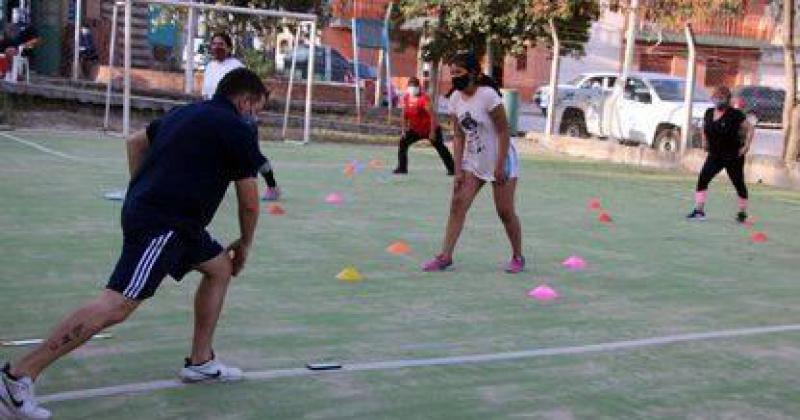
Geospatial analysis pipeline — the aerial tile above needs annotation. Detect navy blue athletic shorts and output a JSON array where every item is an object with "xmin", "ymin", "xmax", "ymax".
[{"xmin": 106, "ymin": 228, "xmax": 223, "ymax": 300}]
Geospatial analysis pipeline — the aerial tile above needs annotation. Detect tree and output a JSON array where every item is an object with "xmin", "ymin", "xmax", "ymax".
[
  {"xmin": 157, "ymin": 1, "xmax": 330, "ymax": 50},
  {"xmin": 396, "ymin": 0, "xmax": 601, "ymax": 64},
  {"xmin": 769, "ymin": 0, "xmax": 799, "ymax": 164},
  {"xmin": 636, "ymin": 0, "xmax": 742, "ymax": 25}
]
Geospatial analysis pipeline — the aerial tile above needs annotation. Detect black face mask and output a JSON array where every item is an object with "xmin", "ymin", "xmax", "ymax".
[{"xmin": 452, "ymin": 74, "xmax": 471, "ymax": 91}]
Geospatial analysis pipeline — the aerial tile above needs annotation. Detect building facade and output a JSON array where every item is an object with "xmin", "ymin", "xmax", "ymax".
[{"xmin": 503, "ymin": 0, "xmax": 791, "ymax": 102}]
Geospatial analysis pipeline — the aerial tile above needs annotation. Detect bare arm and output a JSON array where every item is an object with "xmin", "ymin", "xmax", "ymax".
[
  {"xmin": 451, "ymin": 115, "xmax": 465, "ymax": 175},
  {"xmin": 489, "ymin": 105, "xmax": 511, "ymax": 182},
  {"xmin": 229, "ymin": 177, "xmax": 260, "ymax": 276},
  {"xmin": 126, "ymin": 129, "xmax": 149, "ymax": 177},
  {"xmin": 739, "ymin": 119, "xmax": 755, "ymax": 156}
]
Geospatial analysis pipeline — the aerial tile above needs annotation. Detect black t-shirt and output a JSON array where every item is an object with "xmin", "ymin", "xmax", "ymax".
[
  {"xmin": 704, "ymin": 107, "xmax": 746, "ymax": 159},
  {"xmin": 122, "ymin": 96, "xmax": 266, "ymax": 236},
  {"xmin": 0, "ymin": 26, "xmax": 38, "ymax": 50}
]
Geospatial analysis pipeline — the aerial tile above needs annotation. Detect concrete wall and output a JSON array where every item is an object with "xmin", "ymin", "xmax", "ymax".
[
  {"xmin": 758, "ymin": 47, "xmax": 800, "ymax": 90},
  {"xmin": 524, "ymin": 132, "xmax": 800, "ymax": 191}
]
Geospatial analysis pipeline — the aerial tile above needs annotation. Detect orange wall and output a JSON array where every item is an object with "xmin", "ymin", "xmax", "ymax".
[{"xmin": 501, "ymin": 45, "xmax": 553, "ymax": 102}]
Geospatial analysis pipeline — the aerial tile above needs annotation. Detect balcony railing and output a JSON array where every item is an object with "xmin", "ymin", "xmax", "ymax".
[
  {"xmin": 330, "ymin": 0, "xmax": 390, "ymax": 20},
  {"xmin": 640, "ymin": 14, "xmax": 776, "ymax": 43}
]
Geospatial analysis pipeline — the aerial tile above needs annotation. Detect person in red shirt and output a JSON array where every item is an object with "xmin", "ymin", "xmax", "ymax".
[{"xmin": 393, "ymin": 77, "xmax": 455, "ymax": 175}]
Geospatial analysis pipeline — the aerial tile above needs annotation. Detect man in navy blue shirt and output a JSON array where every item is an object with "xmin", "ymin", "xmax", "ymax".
[{"xmin": 1, "ymin": 68, "xmax": 267, "ymax": 419}]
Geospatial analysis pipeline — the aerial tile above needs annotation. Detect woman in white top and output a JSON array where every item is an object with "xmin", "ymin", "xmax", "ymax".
[
  {"xmin": 422, "ymin": 51, "xmax": 524, "ymax": 273},
  {"xmin": 202, "ymin": 32, "xmax": 281, "ymax": 201},
  {"xmin": 202, "ymin": 33, "xmax": 244, "ymax": 99}
]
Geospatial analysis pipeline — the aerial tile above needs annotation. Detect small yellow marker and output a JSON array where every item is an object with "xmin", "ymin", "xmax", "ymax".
[{"xmin": 336, "ymin": 266, "xmax": 363, "ymax": 282}]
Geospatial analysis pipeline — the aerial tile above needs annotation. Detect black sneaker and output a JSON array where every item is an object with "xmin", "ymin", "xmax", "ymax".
[
  {"xmin": 392, "ymin": 168, "xmax": 408, "ymax": 175},
  {"xmin": 686, "ymin": 209, "xmax": 706, "ymax": 221},
  {"xmin": 736, "ymin": 211, "xmax": 748, "ymax": 224}
]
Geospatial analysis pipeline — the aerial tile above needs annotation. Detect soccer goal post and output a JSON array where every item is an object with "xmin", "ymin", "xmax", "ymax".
[{"xmin": 116, "ymin": 0, "xmax": 317, "ymax": 143}]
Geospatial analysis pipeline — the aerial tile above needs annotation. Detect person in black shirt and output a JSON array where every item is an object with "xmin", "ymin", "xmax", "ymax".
[
  {"xmin": 687, "ymin": 86, "xmax": 754, "ymax": 223},
  {"xmin": 1, "ymin": 68, "xmax": 268, "ymax": 420}
]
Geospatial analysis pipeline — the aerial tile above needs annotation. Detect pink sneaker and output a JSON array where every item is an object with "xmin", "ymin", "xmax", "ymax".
[
  {"xmin": 263, "ymin": 187, "xmax": 281, "ymax": 201},
  {"xmin": 505, "ymin": 256, "xmax": 525, "ymax": 274},
  {"xmin": 422, "ymin": 254, "xmax": 453, "ymax": 272}
]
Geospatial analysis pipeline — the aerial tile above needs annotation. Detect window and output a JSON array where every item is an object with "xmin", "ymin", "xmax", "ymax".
[
  {"xmin": 516, "ymin": 47, "xmax": 528, "ymax": 71},
  {"xmin": 579, "ymin": 76, "xmax": 604, "ymax": 89}
]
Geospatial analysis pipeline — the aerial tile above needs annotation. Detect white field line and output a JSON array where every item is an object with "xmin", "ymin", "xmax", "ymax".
[
  {"xmin": 39, "ymin": 323, "xmax": 800, "ymax": 404},
  {"xmin": 0, "ymin": 132, "xmax": 82, "ymax": 161}
]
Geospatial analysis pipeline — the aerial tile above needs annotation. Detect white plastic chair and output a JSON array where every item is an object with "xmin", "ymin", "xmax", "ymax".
[{"xmin": 5, "ymin": 46, "xmax": 29, "ymax": 84}]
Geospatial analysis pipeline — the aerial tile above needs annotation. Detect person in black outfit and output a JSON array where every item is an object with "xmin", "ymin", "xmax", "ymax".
[{"xmin": 687, "ymin": 86, "xmax": 755, "ymax": 223}]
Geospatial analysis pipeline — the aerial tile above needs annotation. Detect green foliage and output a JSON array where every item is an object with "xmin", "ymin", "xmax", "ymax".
[
  {"xmin": 159, "ymin": 1, "xmax": 330, "ymax": 52},
  {"xmin": 635, "ymin": 0, "xmax": 744, "ymax": 28},
  {"xmin": 396, "ymin": 0, "xmax": 601, "ymax": 62},
  {"xmin": 240, "ymin": 48, "xmax": 276, "ymax": 79}
]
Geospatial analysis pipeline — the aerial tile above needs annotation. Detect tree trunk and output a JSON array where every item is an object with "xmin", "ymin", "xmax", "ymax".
[
  {"xmin": 486, "ymin": 38, "xmax": 494, "ymax": 77},
  {"xmin": 782, "ymin": 0, "xmax": 798, "ymax": 164},
  {"xmin": 787, "ymin": 106, "xmax": 800, "ymax": 164},
  {"xmin": 430, "ymin": 59, "xmax": 441, "ymax": 114}
]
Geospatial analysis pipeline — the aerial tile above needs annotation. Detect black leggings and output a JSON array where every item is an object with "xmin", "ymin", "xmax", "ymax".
[
  {"xmin": 396, "ymin": 127, "xmax": 455, "ymax": 173},
  {"xmin": 696, "ymin": 155, "xmax": 748, "ymax": 199}
]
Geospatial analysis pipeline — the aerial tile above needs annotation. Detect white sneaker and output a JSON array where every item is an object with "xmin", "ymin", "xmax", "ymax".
[
  {"xmin": 0, "ymin": 364, "xmax": 51, "ymax": 419},
  {"xmin": 179, "ymin": 356, "xmax": 243, "ymax": 383}
]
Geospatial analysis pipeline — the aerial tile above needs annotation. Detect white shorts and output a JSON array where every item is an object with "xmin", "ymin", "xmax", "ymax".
[{"xmin": 464, "ymin": 142, "xmax": 520, "ymax": 182}]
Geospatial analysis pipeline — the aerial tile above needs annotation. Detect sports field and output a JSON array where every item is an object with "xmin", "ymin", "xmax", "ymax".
[{"xmin": 1, "ymin": 129, "xmax": 800, "ymax": 419}]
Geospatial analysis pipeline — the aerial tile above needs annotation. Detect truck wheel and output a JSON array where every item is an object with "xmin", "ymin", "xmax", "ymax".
[
  {"xmin": 563, "ymin": 117, "xmax": 588, "ymax": 138},
  {"xmin": 654, "ymin": 128, "xmax": 680, "ymax": 153}
]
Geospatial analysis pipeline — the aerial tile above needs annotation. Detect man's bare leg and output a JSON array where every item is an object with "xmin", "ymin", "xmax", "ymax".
[
  {"xmin": 188, "ymin": 253, "xmax": 233, "ymax": 365},
  {"xmin": 9, "ymin": 290, "xmax": 139, "ymax": 379}
]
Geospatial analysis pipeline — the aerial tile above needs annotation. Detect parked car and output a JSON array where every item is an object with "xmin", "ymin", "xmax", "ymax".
[
  {"xmin": 535, "ymin": 72, "xmax": 618, "ymax": 115},
  {"xmin": 350, "ymin": 62, "xmax": 378, "ymax": 80},
  {"xmin": 732, "ymin": 85, "xmax": 785, "ymax": 125},
  {"xmin": 282, "ymin": 44, "xmax": 351, "ymax": 82},
  {"xmin": 553, "ymin": 71, "xmax": 712, "ymax": 152}
]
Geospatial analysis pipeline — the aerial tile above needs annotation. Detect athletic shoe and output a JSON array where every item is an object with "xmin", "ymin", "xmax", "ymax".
[
  {"xmin": 446, "ymin": 170, "xmax": 455, "ymax": 176},
  {"xmin": 0, "ymin": 363, "xmax": 51, "ymax": 419},
  {"xmin": 505, "ymin": 256, "xmax": 526, "ymax": 274},
  {"xmin": 686, "ymin": 209, "xmax": 706, "ymax": 221},
  {"xmin": 179, "ymin": 356, "xmax": 244, "ymax": 383},
  {"xmin": 736, "ymin": 211, "xmax": 748, "ymax": 224},
  {"xmin": 392, "ymin": 168, "xmax": 408, "ymax": 175},
  {"xmin": 422, "ymin": 254, "xmax": 453, "ymax": 272},
  {"xmin": 262, "ymin": 187, "xmax": 281, "ymax": 202}
]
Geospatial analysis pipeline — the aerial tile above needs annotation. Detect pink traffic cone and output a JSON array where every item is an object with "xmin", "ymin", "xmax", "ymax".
[
  {"xmin": 325, "ymin": 192, "xmax": 344, "ymax": 205},
  {"xmin": 528, "ymin": 285, "xmax": 559, "ymax": 301},
  {"xmin": 562, "ymin": 255, "xmax": 587, "ymax": 271}
]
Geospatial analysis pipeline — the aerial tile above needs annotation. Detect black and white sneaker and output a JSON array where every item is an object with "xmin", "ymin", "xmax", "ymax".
[
  {"xmin": 0, "ymin": 363, "xmax": 51, "ymax": 419},
  {"xmin": 179, "ymin": 356, "xmax": 243, "ymax": 383},
  {"xmin": 686, "ymin": 209, "xmax": 706, "ymax": 221},
  {"xmin": 736, "ymin": 211, "xmax": 748, "ymax": 224}
]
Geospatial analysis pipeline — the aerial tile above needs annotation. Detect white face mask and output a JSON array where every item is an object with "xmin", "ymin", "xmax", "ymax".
[{"xmin": 408, "ymin": 86, "xmax": 420, "ymax": 96}]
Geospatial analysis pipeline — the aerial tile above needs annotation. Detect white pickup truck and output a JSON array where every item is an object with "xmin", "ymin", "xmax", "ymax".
[{"xmin": 552, "ymin": 71, "xmax": 713, "ymax": 152}]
